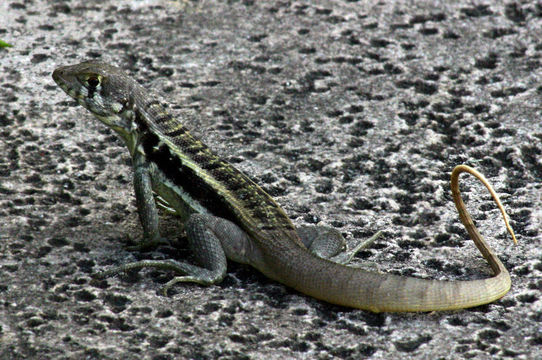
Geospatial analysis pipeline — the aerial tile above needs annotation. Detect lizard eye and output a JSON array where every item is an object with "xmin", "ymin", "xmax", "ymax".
[{"xmin": 87, "ymin": 76, "xmax": 100, "ymax": 88}]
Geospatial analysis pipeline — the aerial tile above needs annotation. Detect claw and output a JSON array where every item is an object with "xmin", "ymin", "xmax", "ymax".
[
  {"xmin": 126, "ymin": 237, "xmax": 171, "ymax": 252},
  {"xmin": 330, "ymin": 230, "xmax": 383, "ymax": 265}
]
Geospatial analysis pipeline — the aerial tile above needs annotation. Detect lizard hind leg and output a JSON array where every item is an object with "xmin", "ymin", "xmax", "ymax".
[{"xmin": 297, "ymin": 225, "xmax": 382, "ymax": 265}]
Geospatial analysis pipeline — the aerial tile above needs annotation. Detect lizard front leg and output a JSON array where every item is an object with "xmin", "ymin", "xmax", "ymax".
[{"xmin": 129, "ymin": 155, "xmax": 169, "ymax": 251}]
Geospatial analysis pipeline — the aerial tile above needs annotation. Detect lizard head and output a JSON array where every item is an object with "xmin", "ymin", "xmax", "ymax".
[{"xmin": 52, "ymin": 61, "xmax": 137, "ymax": 136}]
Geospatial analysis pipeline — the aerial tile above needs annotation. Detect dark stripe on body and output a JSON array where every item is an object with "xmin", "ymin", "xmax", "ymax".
[
  {"xmin": 142, "ymin": 131, "xmax": 238, "ymax": 222},
  {"xmin": 141, "ymin": 130, "xmax": 294, "ymax": 232}
]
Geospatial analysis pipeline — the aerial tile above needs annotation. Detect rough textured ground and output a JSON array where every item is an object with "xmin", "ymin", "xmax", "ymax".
[{"xmin": 1, "ymin": 1, "xmax": 541, "ymax": 359}]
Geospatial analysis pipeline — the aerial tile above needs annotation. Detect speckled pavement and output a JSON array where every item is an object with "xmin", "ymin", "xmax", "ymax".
[{"xmin": 1, "ymin": 1, "xmax": 541, "ymax": 359}]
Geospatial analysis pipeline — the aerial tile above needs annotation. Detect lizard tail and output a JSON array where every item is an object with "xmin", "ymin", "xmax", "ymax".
[
  {"xmin": 373, "ymin": 164, "xmax": 517, "ymax": 311},
  {"xmin": 276, "ymin": 165, "xmax": 517, "ymax": 312}
]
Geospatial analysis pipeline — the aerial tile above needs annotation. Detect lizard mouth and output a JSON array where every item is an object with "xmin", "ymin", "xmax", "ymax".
[
  {"xmin": 52, "ymin": 66, "xmax": 79, "ymax": 99},
  {"xmin": 52, "ymin": 66, "xmax": 69, "ymax": 88},
  {"xmin": 51, "ymin": 67, "xmax": 63, "ymax": 84}
]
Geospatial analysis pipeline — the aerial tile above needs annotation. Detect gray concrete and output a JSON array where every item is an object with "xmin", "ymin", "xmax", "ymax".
[{"xmin": 1, "ymin": 1, "xmax": 540, "ymax": 359}]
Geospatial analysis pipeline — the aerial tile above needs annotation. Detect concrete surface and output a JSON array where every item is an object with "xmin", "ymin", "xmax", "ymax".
[{"xmin": 1, "ymin": 0, "xmax": 541, "ymax": 359}]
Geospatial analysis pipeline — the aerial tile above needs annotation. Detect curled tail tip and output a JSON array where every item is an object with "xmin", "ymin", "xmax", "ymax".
[
  {"xmin": 451, "ymin": 163, "xmax": 518, "ymax": 245},
  {"xmin": 509, "ymin": 228, "xmax": 518, "ymax": 245}
]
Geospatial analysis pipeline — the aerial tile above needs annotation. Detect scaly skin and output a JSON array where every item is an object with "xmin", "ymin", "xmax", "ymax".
[{"xmin": 52, "ymin": 61, "xmax": 517, "ymax": 312}]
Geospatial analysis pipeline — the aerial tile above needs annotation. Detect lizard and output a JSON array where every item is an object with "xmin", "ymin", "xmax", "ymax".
[{"xmin": 52, "ymin": 61, "xmax": 517, "ymax": 312}]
